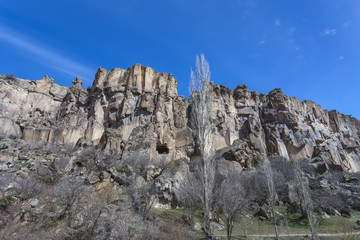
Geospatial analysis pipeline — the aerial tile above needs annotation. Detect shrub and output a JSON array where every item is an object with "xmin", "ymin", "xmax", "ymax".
[
  {"xmin": 0, "ymin": 195, "xmax": 15, "ymax": 210},
  {"xmin": 54, "ymin": 176, "xmax": 88, "ymax": 222},
  {"xmin": 5, "ymin": 72, "xmax": 15, "ymax": 81},
  {"xmin": 14, "ymin": 175, "xmax": 45, "ymax": 200}
]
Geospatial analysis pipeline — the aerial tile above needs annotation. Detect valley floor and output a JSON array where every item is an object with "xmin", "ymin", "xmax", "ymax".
[{"xmin": 153, "ymin": 208, "xmax": 360, "ymax": 240}]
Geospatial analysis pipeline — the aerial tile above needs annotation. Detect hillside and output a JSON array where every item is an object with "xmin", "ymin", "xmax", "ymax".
[{"xmin": 0, "ymin": 66, "xmax": 360, "ymax": 239}]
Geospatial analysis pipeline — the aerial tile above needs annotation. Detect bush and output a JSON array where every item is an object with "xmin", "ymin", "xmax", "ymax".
[
  {"xmin": 5, "ymin": 72, "xmax": 15, "ymax": 81},
  {"xmin": 42, "ymin": 218, "xmax": 59, "ymax": 229},
  {"xmin": 78, "ymin": 146, "xmax": 107, "ymax": 171},
  {"xmin": 37, "ymin": 162, "xmax": 63, "ymax": 185},
  {"xmin": 54, "ymin": 176, "xmax": 88, "ymax": 222},
  {"xmin": 0, "ymin": 195, "xmax": 15, "ymax": 210},
  {"xmin": 14, "ymin": 175, "xmax": 45, "ymax": 200}
]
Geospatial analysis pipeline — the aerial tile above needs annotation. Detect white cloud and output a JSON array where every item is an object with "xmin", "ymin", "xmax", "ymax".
[
  {"xmin": 339, "ymin": 56, "xmax": 345, "ymax": 61},
  {"xmin": 323, "ymin": 28, "xmax": 337, "ymax": 36},
  {"xmin": 274, "ymin": 19, "xmax": 281, "ymax": 26},
  {"xmin": 258, "ymin": 40, "xmax": 265, "ymax": 45},
  {"xmin": 0, "ymin": 25, "xmax": 93, "ymax": 83}
]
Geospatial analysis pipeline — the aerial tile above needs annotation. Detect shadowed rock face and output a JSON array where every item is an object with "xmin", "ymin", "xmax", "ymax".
[{"xmin": 0, "ymin": 65, "xmax": 359, "ymax": 172}]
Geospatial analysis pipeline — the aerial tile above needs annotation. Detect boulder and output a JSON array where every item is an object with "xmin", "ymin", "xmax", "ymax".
[
  {"xmin": 255, "ymin": 207, "xmax": 270, "ymax": 220},
  {"xmin": 210, "ymin": 221, "xmax": 225, "ymax": 231},
  {"xmin": 87, "ymin": 172, "xmax": 100, "ymax": 184},
  {"xmin": 193, "ymin": 222, "xmax": 202, "ymax": 231},
  {"xmin": 0, "ymin": 117, "xmax": 22, "ymax": 138}
]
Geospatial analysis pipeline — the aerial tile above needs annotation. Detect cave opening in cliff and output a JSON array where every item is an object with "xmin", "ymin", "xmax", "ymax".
[{"xmin": 156, "ymin": 143, "xmax": 169, "ymax": 154}]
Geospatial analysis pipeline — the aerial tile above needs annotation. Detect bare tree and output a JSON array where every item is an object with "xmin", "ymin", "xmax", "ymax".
[
  {"xmin": 78, "ymin": 189, "xmax": 131, "ymax": 240},
  {"xmin": 271, "ymin": 156, "xmax": 319, "ymax": 238},
  {"xmin": 78, "ymin": 146, "xmax": 106, "ymax": 171},
  {"xmin": 175, "ymin": 172, "xmax": 203, "ymax": 225},
  {"xmin": 291, "ymin": 156, "xmax": 318, "ymax": 240},
  {"xmin": 214, "ymin": 167, "xmax": 266, "ymax": 240},
  {"xmin": 54, "ymin": 176, "xmax": 88, "ymax": 225},
  {"xmin": 262, "ymin": 156, "xmax": 279, "ymax": 240},
  {"xmin": 270, "ymin": 156, "xmax": 293, "ymax": 203},
  {"xmin": 127, "ymin": 178, "xmax": 158, "ymax": 220},
  {"xmin": 189, "ymin": 54, "xmax": 216, "ymax": 239},
  {"xmin": 14, "ymin": 175, "xmax": 45, "ymax": 200}
]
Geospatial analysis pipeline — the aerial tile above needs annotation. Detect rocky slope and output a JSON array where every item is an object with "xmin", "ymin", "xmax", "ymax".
[
  {"xmin": 1, "ymin": 65, "xmax": 360, "ymax": 239},
  {"xmin": 1, "ymin": 64, "xmax": 359, "ymax": 172}
]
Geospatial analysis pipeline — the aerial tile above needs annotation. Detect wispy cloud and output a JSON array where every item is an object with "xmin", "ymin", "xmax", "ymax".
[
  {"xmin": 0, "ymin": 25, "xmax": 94, "ymax": 83},
  {"xmin": 287, "ymin": 27, "xmax": 296, "ymax": 35},
  {"xmin": 258, "ymin": 40, "xmax": 265, "ymax": 45},
  {"xmin": 339, "ymin": 56, "xmax": 345, "ymax": 61},
  {"xmin": 274, "ymin": 19, "xmax": 281, "ymax": 26},
  {"xmin": 343, "ymin": 22, "xmax": 350, "ymax": 28},
  {"xmin": 322, "ymin": 28, "xmax": 337, "ymax": 36}
]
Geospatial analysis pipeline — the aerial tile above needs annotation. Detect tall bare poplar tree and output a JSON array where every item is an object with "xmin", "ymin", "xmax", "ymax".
[{"xmin": 189, "ymin": 54, "xmax": 215, "ymax": 239}]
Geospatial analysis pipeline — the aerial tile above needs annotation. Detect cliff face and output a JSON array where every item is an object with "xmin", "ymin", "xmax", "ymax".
[{"xmin": 1, "ymin": 64, "xmax": 359, "ymax": 172}]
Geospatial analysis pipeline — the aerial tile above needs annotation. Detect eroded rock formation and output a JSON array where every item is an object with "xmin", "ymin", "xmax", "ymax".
[{"xmin": 1, "ymin": 64, "xmax": 359, "ymax": 172}]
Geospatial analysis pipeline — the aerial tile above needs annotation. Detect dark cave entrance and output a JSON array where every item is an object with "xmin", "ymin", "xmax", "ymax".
[{"xmin": 156, "ymin": 143, "xmax": 169, "ymax": 154}]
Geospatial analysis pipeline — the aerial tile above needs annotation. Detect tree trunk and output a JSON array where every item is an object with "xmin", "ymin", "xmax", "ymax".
[
  {"xmin": 226, "ymin": 217, "xmax": 234, "ymax": 240},
  {"xmin": 203, "ymin": 154, "xmax": 212, "ymax": 239},
  {"xmin": 271, "ymin": 207, "xmax": 279, "ymax": 240}
]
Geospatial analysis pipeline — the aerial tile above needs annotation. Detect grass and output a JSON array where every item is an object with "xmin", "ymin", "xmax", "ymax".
[
  {"xmin": 0, "ymin": 195, "xmax": 15, "ymax": 210},
  {"xmin": 152, "ymin": 207, "xmax": 183, "ymax": 220},
  {"xmin": 287, "ymin": 213, "xmax": 311, "ymax": 230},
  {"xmin": 152, "ymin": 207, "xmax": 360, "ymax": 239},
  {"xmin": 42, "ymin": 218, "xmax": 59, "ymax": 229},
  {"xmin": 151, "ymin": 207, "xmax": 205, "ymax": 239}
]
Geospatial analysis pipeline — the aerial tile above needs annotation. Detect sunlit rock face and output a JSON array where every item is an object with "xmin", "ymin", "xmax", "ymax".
[{"xmin": 0, "ymin": 65, "xmax": 359, "ymax": 171}]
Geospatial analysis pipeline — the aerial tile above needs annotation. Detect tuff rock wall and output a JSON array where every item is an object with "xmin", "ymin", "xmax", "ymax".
[{"xmin": 1, "ymin": 64, "xmax": 359, "ymax": 172}]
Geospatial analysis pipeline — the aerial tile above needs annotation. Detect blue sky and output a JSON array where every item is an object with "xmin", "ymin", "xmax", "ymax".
[{"xmin": 0, "ymin": 0, "xmax": 359, "ymax": 119}]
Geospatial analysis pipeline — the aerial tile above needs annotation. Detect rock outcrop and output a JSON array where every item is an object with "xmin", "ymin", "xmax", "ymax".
[{"xmin": 0, "ymin": 64, "xmax": 359, "ymax": 172}]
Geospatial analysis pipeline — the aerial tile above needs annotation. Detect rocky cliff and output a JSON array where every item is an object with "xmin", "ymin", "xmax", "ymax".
[{"xmin": 1, "ymin": 64, "xmax": 359, "ymax": 172}]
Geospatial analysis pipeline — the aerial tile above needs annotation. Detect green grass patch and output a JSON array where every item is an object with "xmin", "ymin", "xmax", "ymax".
[
  {"xmin": 152, "ymin": 207, "xmax": 360, "ymax": 239},
  {"xmin": 0, "ymin": 195, "xmax": 15, "ymax": 210},
  {"xmin": 43, "ymin": 218, "xmax": 58, "ymax": 229},
  {"xmin": 275, "ymin": 206, "xmax": 288, "ymax": 214}
]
